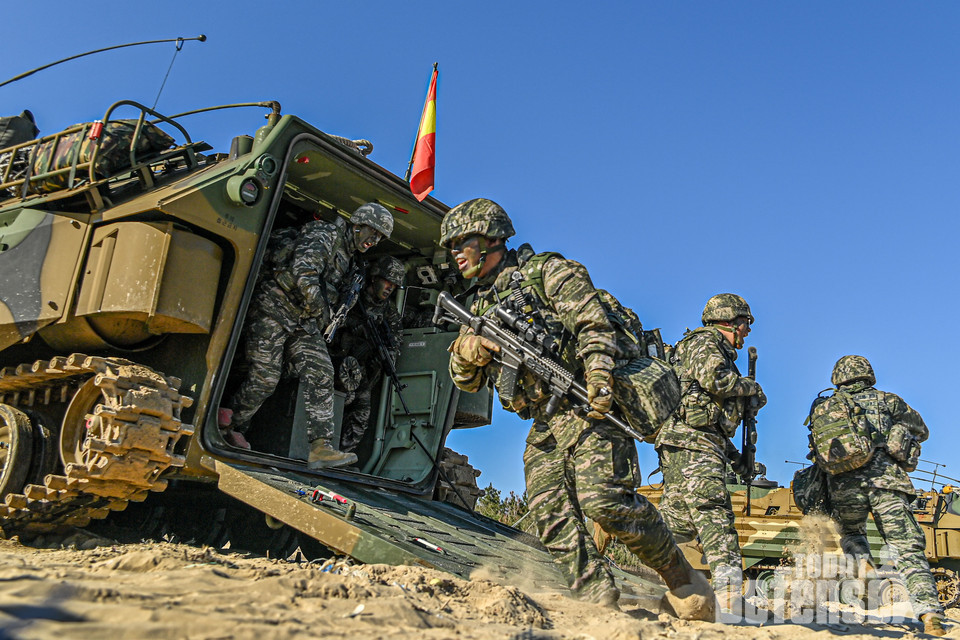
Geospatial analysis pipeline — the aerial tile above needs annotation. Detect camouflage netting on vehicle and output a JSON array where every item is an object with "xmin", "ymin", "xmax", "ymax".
[{"xmin": 29, "ymin": 119, "xmax": 175, "ymax": 193}]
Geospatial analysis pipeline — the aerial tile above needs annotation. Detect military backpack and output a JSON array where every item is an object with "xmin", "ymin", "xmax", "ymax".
[
  {"xmin": 512, "ymin": 248, "xmax": 680, "ymax": 440},
  {"xmin": 805, "ymin": 388, "xmax": 880, "ymax": 475}
]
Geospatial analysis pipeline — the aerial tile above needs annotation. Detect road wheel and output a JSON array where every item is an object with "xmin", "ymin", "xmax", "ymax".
[
  {"xmin": 932, "ymin": 566, "xmax": 960, "ymax": 609},
  {"xmin": 0, "ymin": 404, "xmax": 34, "ymax": 499}
]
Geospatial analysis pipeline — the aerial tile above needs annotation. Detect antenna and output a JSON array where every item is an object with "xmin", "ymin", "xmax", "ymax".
[{"xmin": 0, "ymin": 36, "xmax": 207, "ymax": 89}]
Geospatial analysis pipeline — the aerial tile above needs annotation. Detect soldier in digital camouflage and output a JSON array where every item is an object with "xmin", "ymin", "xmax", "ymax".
[
  {"xmin": 657, "ymin": 293, "xmax": 766, "ymax": 616},
  {"xmin": 330, "ymin": 255, "xmax": 404, "ymax": 455},
  {"xmin": 441, "ymin": 198, "xmax": 714, "ymax": 619},
  {"xmin": 221, "ymin": 203, "xmax": 394, "ymax": 469},
  {"xmin": 811, "ymin": 355, "xmax": 946, "ymax": 636}
]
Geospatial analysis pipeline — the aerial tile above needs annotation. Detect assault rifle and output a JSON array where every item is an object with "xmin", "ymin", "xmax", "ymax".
[
  {"xmin": 361, "ymin": 304, "xmax": 473, "ymax": 509},
  {"xmin": 323, "ymin": 264, "xmax": 365, "ymax": 343},
  {"xmin": 359, "ymin": 304, "xmax": 411, "ymax": 415},
  {"xmin": 432, "ymin": 291, "xmax": 645, "ymax": 442},
  {"xmin": 742, "ymin": 346, "xmax": 759, "ymax": 516}
]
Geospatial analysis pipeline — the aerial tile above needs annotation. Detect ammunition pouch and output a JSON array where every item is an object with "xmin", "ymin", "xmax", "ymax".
[
  {"xmin": 718, "ymin": 397, "xmax": 746, "ymax": 437},
  {"xmin": 885, "ymin": 423, "xmax": 921, "ymax": 472},
  {"xmin": 677, "ymin": 383, "xmax": 720, "ymax": 429}
]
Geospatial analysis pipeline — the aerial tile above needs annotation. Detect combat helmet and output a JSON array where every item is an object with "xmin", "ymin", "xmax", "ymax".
[
  {"xmin": 351, "ymin": 202, "xmax": 394, "ymax": 238},
  {"xmin": 369, "ymin": 256, "xmax": 405, "ymax": 288},
  {"xmin": 831, "ymin": 355, "xmax": 876, "ymax": 387},
  {"xmin": 440, "ymin": 198, "xmax": 515, "ymax": 247},
  {"xmin": 701, "ymin": 293, "xmax": 754, "ymax": 326}
]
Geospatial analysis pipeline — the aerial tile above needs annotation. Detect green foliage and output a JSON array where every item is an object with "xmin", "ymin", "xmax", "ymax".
[{"xmin": 475, "ymin": 483, "xmax": 530, "ymax": 528}]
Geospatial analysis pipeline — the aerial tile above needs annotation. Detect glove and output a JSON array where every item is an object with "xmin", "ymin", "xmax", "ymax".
[
  {"xmin": 753, "ymin": 384, "xmax": 767, "ymax": 409},
  {"xmin": 585, "ymin": 369, "xmax": 614, "ymax": 419},
  {"xmin": 302, "ymin": 284, "xmax": 323, "ymax": 316},
  {"xmin": 739, "ymin": 378, "xmax": 766, "ymax": 407},
  {"xmin": 731, "ymin": 452, "xmax": 752, "ymax": 478},
  {"xmin": 448, "ymin": 334, "xmax": 500, "ymax": 367},
  {"xmin": 337, "ymin": 356, "xmax": 363, "ymax": 393}
]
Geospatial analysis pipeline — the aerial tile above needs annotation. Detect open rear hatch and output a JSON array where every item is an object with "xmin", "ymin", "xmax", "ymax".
[{"xmin": 215, "ymin": 460, "xmax": 566, "ymax": 586}]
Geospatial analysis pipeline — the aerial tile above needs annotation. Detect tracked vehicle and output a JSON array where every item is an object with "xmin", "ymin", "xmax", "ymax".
[
  {"xmin": 638, "ymin": 468, "xmax": 960, "ymax": 608},
  {"xmin": 0, "ymin": 100, "xmax": 577, "ymax": 589}
]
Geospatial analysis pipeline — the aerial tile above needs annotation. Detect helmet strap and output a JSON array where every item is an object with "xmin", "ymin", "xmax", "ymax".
[
  {"xmin": 714, "ymin": 322, "xmax": 744, "ymax": 348},
  {"xmin": 461, "ymin": 237, "xmax": 506, "ymax": 279}
]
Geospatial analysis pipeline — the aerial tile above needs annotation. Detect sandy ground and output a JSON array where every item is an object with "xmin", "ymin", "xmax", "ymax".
[{"xmin": 0, "ymin": 536, "xmax": 957, "ymax": 640}]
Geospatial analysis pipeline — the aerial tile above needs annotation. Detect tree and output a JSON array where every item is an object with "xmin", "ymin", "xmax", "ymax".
[{"xmin": 475, "ymin": 483, "xmax": 529, "ymax": 528}]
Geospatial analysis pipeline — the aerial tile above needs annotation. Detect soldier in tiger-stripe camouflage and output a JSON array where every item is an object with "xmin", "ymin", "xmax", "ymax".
[
  {"xmin": 657, "ymin": 293, "xmax": 766, "ymax": 616},
  {"xmin": 441, "ymin": 198, "xmax": 713, "ymax": 620},
  {"xmin": 330, "ymin": 256, "xmax": 404, "ymax": 454},
  {"xmin": 223, "ymin": 203, "xmax": 394, "ymax": 469},
  {"xmin": 815, "ymin": 355, "xmax": 945, "ymax": 636}
]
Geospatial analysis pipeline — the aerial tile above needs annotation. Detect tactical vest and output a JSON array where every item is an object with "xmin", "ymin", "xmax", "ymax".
[{"xmin": 670, "ymin": 326, "xmax": 745, "ymax": 437}]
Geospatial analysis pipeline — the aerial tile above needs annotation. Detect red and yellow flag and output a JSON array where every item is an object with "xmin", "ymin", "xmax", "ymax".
[{"xmin": 409, "ymin": 64, "xmax": 437, "ymax": 202}]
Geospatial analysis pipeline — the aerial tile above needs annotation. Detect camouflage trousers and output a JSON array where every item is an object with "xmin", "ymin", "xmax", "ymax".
[
  {"xmin": 231, "ymin": 308, "xmax": 336, "ymax": 445},
  {"xmin": 829, "ymin": 478, "xmax": 943, "ymax": 616},
  {"xmin": 658, "ymin": 445, "xmax": 742, "ymax": 592},
  {"xmin": 339, "ymin": 382, "xmax": 372, "ymax": 453},
  {"xmin": 523, "ymin": 414, "xmax": 677, "ymax": 603}
]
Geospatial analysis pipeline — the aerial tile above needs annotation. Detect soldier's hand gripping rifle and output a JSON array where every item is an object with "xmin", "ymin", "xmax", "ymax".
[
  {"xmin": 742, "ymin": 346, "xmax": 759, "ymax": 516},
  {"xmin": 323, "ymin": 265, "xmax": 365, "ymax": 343},
  {"xmin": 433, "ymin": 291, "xmax": 645, "ymax": 442}
]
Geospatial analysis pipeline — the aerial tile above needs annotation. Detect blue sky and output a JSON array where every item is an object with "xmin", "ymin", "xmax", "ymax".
[{"xmin": 6, "ymin": 2, "xmax": 960, "ymax": 496}]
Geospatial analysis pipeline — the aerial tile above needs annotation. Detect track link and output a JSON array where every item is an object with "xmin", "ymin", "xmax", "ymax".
[{"xmin": 0, "ymin": 353, "xmax": 194, "ymax": 535}]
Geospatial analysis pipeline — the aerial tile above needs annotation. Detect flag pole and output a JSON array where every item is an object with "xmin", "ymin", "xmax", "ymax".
[{"xmin": 405, "ymin": 62, "xmax": 438, "ymax": 183}]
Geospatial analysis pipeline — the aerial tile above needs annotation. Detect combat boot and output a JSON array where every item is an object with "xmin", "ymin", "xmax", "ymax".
[
  {"xmin": 217, "ymin": 407, "xmax": 251, "ymax": 450},
  {"xmin": 921, "ymin": 613, "xmax": 947, "ymax": 637},
  {"xmin": 308, "ymin": 440, "xmax": 358, "ymax": 469},
  {"xmin": 654, "ymin": 548, "xmax": 716, "ymax": 622},
  {"xmin": 715, "ymin": 587, "xmax": 742, "ymax": 621}
]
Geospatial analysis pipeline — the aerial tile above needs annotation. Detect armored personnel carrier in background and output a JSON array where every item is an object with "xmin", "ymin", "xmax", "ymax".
[
  {"xmin": 637, "ymin": 464, "xmax": 960, "ymax": 609},
  {"xmin": 0, "ymin": 100, "xmax": 576, "ymax": 590}
]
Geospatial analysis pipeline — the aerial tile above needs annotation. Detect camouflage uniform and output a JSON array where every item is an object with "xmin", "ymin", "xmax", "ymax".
[
  {"xmin": 446, "ymin": 237, "xmax": 676, "ymax": 603},
  {"xmin": 818, "ymin": 356, "xmax": 942, "ymax": 618},
  {"xmin": 229, "ymin": 204, "xmax": 393, "ymax": 458},
  {"xmin": 230, "ymin": 215, "xmax": 357, "ymax": 444},
  {"xmin": 657, "ymin": 325, "xmax": 762, "ymax": 592},
  {"xmin": 330, "ymin": 259, "xmax": 404, "ymax": 453}
]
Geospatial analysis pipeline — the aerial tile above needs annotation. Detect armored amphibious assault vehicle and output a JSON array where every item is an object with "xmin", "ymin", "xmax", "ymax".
[
  {"xmin": 638, "ymin": 469, "xmax": 960, "ymax": 609},
  {"xmin": 0, "ymin": 100, "xmax": 580, "ymax": 589}
]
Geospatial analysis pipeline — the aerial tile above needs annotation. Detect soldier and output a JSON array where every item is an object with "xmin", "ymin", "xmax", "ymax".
[
  {"xmin": 441, "ymin": 198, "xmax": 714, "ymax": 619},
  {"xmin": 331, "ymin": 255, "xmax": 404, "ymax": 455},
  {"xmin": 813, "ymin": 355, "xmax": 946, "ymax": 636},
  {"xmin": 656, "ymin": 293, "xmax": 766, "ymax": 616},
  {"xmin": 221, "ymin": 203, "xmax": 394, "ymax": 469}
]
